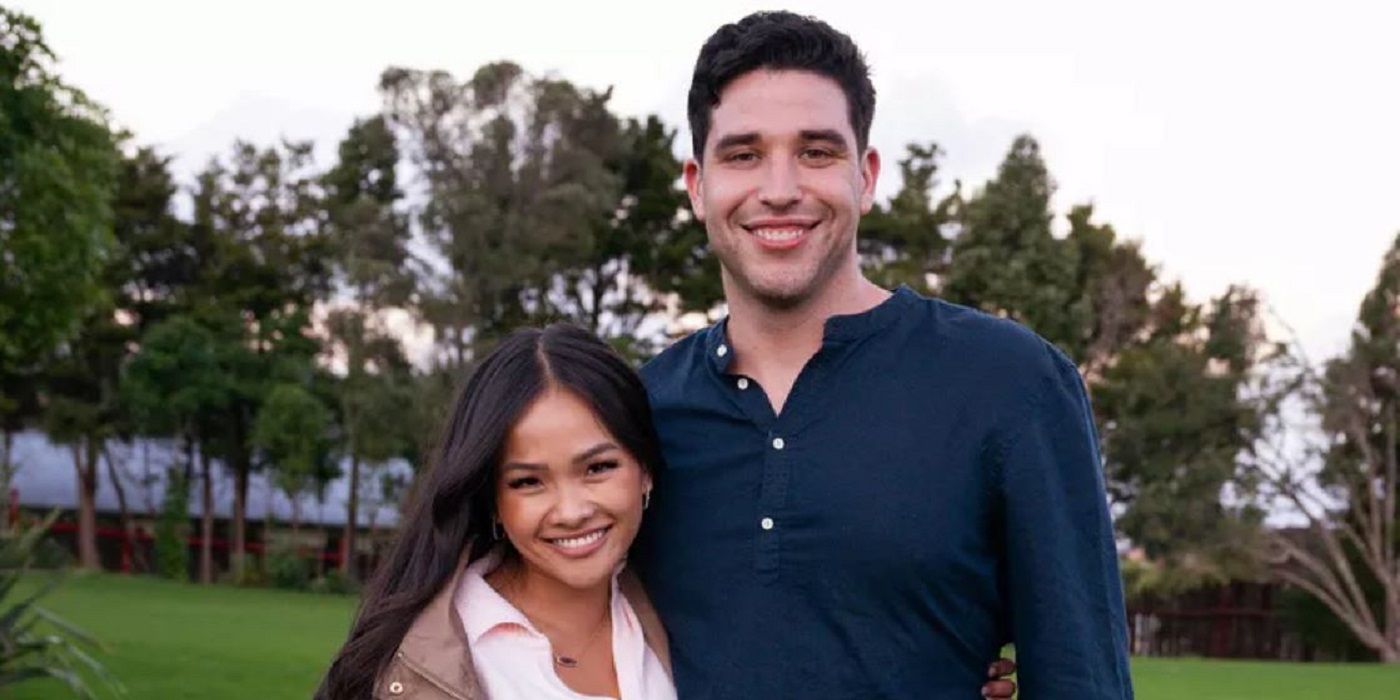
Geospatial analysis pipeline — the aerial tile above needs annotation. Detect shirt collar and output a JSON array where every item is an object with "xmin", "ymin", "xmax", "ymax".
[
  {"xmin": 454, "ymin": 548, "xmax": 632, "ymax": 645},
  {"xmin": 456, "ymin": 549, "xmax": 538, "ymax": 645},
  {"xmin": 704, "ymin": 285, "xmax": 919, "ymax": 374}
]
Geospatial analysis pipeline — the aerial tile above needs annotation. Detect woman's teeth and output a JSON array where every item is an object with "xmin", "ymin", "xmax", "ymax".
[{"xmin": 550, "ymin": 529, "xmax": 608, "ymax": 549}]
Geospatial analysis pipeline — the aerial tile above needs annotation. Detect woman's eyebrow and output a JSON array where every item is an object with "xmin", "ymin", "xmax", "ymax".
[{"xmin": 573, "ymin": 442, "xmax": 618, "ymax": 464}]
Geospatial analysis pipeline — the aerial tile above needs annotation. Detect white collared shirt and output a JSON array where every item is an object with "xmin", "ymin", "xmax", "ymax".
[{"xmin": 454, "ymin": 551, "xmax": 676, "ymax": 700}]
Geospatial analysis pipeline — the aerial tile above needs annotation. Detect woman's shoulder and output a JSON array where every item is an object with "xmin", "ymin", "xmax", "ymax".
[{"xmin": 618, "ymin": 566, "xmax": 672, "ymax": 677}]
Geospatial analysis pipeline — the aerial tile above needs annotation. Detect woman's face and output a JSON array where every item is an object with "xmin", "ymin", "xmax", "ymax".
[{"xmin": 494, "ymin": 387, "xmax": 651, "ymax": 592}]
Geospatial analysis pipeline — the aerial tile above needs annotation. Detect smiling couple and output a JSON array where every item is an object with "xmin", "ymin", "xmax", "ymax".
[{"xmin": 317, "ymin": 11, "xmax": 1133, "ymax": 700}]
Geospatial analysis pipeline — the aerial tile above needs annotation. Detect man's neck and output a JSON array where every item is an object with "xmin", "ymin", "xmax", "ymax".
[{"xmin": 724, "ymin": 267, "xmax": 889, "ymax": 413}]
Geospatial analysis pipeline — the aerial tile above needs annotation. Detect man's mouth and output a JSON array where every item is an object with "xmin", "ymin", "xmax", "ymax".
[{"xmin": 744, "ymin": 220, "xmax": 817, "ymax": 250}]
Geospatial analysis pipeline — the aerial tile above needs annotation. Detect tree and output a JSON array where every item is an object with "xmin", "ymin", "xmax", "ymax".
[
  {"xmin": 36, "ymin": 145, "xmax": 184, "ymax": 571},
  {"xmin": 1096, "ymin": 285, "xmax": 1272, "ymax": 580},
  {"xmin": 321, "ymin": 116, "xmax": 416, "ymax": 577},
  {"xmin": 942, "ymin": 135, "xmax": 1084, "ymax": 352},
  {"xmin": 381, "ymin": 62, "xmax": 631, "ymax": 365},
  {"xmin": 186, "ymin": 139, "xmax": 329, "ymax": 580},
  {"xmin": 0, "ymin": 8, "xmax": 118, "ymax": 520},
  {"xmin": 253, "ymin": 384, "xmax": 333, "ymax": 540},
  {"xmin": 123, "ymin": 315, "xmax": 232, "ymax": 583},
  {"xmin": 860, "ymin": 142, "xmax": 958, "ymax": 295},
  {"xmin": 882, "ymin": 135, "xmax": 1271, "ymax": 577},
  {"xmin": 1258, "ymin": 233, "xmax": 1400, "ymax": 661}
]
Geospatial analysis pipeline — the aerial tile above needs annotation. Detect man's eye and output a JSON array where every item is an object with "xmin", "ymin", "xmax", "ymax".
[
  {"xmin": 802, "ymin": 148, "xmax": 834, "ymax": 161},
  {"xmin": 507, "ymin": 477, "xmax": 541, "ymax": 489},
  {"xmin": 725, "ymin": 151, "xmax": 758, "ymax": 163},
  {"xmin": 586, "ymin": 460, "xmax": 619, "ymax": 476}
]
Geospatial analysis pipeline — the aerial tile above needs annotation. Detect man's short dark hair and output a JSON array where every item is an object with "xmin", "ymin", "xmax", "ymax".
[{"xmin": 687, "ymin": 11, "xmax": 876, "ymax": 159}]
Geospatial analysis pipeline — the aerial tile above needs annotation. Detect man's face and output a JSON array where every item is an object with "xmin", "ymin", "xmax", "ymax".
[{"xmin": 686, "ymin": 69, "xmax": 880, "ymax": 309}]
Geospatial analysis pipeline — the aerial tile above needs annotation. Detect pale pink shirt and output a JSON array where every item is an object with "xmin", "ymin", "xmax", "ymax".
[{"xmin": 454, "ymin": 551, "xmax": 677, "ymax": 700}]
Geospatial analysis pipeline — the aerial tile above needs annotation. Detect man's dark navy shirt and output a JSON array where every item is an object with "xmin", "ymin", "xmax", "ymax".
[{"xmin": 635, "ymin": 287, "xmax": 1133, "ymax": 699}]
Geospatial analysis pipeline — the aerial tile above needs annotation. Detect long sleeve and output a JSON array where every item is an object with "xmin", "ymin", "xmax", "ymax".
[{"xmin": 995, "ymin": 345, "xmax": 1134, "ymax": 699}]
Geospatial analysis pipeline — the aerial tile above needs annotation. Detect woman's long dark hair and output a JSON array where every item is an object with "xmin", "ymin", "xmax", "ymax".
[{"xmin": 316, "ymin": 324, "xmax": 664, "ymax": 699}]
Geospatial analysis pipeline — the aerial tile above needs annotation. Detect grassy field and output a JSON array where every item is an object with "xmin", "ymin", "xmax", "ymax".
[{"xmin": 11, "ymin": 572, "xmax": 1400, "ymax": 699}]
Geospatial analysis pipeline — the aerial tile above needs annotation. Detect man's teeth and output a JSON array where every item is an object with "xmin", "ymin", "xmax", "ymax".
[
  {"xmin": 752, "ymin": 228, "xmax": 805, "ymax": 242},
  {"xmin": 551, "ymin": 529, "xmax": 607, "ymax": 549}
]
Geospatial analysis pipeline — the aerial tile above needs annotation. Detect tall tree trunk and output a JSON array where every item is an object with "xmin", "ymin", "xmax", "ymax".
[
  {"xmin": 103, "ymin": 445, "xmax": 147, "ymax": 574},
  {"xmin": 230, "ymin": 415, "xmax": 250, "ymax": 581},
  {"xmin": 233, "ymin": 453, "xmax": 248, "ymax": 580},
  {"xmin": 73, "ymin": 439, "xmax": 100, "ymax": 570},
  {"xmin": 1, "ymin": 429, "xmax": 13, "ymax": 533},
  {"xmin": 341, "ymin": 454, "xmax": 360, "ymax": 578},
  {"xmin": 199, "ymin": 449, "xmax": 214, "ymax": 584},
  {"xmin": 291, "ymin": 498, "xmax": 301, "ymax": 543}
]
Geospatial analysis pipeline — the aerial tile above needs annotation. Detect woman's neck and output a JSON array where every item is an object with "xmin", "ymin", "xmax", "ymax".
[{"xmin": 487, "ymin": 557, "xmax": 611, "ymax": 635}]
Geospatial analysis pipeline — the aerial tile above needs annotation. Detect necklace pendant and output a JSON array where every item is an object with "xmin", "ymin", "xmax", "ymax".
[{"xmin": 554, "ymin": 655, "xmax": 579, "ymax": 668}]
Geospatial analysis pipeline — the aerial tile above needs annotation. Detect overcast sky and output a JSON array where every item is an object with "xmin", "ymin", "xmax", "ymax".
[{"xmin": 15, "ymin": 0, "xmax": 1399, "ymax": 361}]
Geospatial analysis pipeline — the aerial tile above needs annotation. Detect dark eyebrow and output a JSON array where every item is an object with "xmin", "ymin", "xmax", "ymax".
[
  {"xmin": 574, "ymin": 442, "xmax": 618, "ymax": 464},
  {"xmin": 712, "ymin": 132, "xmax": 760, "ymax": 152},
  {"xmin": 499, "ymin": 442, "xmax": 618, "ymax": 473},
  {"xmin": 500, "ymin": 461, "xmax": 548, "ymax": 473},
  {"xmin": 799, "ymin": 129, "xmax": 849, "ymax": 150}
]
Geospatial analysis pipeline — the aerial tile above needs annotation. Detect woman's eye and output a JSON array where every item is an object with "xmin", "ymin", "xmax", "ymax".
[
  {"xmin": 586, "ymin": 460, "xmax": 619, "ymax": 476},
  {"xmin": 506, "ymin": 476, "xmax": 541, "ymax": 490}
]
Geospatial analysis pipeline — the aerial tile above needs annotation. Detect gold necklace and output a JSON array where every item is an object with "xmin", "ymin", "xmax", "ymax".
[
  {"xmin": 549, "ymin": 611, "xmax": 611, "ymax": 669},
  {"xmin": 497, "ymin": 572, "xmax": 612, "ymax": 669}
]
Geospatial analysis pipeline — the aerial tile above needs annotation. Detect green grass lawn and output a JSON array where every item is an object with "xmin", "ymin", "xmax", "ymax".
[
  {"xmin": 13, "ymin": 571, "xmax": 356, "ymax": 699},
  {"xmin": 12, "ymin": 572, "xmax": 1400, "ymax": 699}
]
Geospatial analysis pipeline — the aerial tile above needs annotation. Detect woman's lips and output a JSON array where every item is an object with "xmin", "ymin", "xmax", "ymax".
[{"xmin": 543, "ymin": 525, "xmax": 612, "ymax": 558}]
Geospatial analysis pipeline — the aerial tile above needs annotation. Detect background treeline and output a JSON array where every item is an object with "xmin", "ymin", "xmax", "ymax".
[{"xmin": 2, "ymin": 7, "xmax": 1397, "ymax": 661}]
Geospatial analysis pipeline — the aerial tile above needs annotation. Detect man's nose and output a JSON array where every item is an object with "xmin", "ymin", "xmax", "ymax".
[{"xmin": 758, "ymin": 158, "xmax": 801, "ymax": 209}]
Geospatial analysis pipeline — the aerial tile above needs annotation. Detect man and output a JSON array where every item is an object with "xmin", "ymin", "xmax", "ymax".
[{"xmin": 636, "ymin": 11, "xmax": 1134, "ymax": 699}]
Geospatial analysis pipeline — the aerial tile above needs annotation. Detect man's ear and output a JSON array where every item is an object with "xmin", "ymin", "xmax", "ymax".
[
  {"xmin": 684, "ymin": 158, "xmax": 706, "ymax": 221},
  {"xmin": 858, "ymin": 146, "xmax": 881, "ymax": 215}
]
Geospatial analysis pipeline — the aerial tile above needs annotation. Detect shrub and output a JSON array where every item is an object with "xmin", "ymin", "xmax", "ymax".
[
  {"xmin": 0, "ymin": 510, "xmax": 123, "ymax": 697},
  {"xmin": 266, "ymin": 551, "xmax": 310, "ymax": 591}
]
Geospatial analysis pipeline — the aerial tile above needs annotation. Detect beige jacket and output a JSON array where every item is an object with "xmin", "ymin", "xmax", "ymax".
[{"xmin": 372, "ymin": 554, "xmax": 672, "ymax": 700}]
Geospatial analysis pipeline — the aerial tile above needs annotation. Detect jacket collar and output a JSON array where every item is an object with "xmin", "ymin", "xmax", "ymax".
[{"xmin": 396, "ymin": 546, "xmax": 673, "ymax": 695}]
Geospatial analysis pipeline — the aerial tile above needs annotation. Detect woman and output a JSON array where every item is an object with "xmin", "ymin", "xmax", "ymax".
[{"xmin": 317, "ymin": 324, "xmax": 1019, "ymax": 699}]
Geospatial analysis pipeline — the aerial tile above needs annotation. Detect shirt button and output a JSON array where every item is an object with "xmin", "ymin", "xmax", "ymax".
[
  {"xmin": 388, "ymin": 681, "xmax": 405, "ymax": 695},
  {"xmin": 737, "ymin": 377, "xmax": 750, "ymax": 390},
  {"xmin": 716, "ymin": 344, "xmax": 728, "ymax": 357},
  {"xmin": 771, "ymin": 437, "xmax": 785, "ymax": 450},
  {"xmin": 760, "ymin": 517, "xmax": 774, "ymax": 530}
]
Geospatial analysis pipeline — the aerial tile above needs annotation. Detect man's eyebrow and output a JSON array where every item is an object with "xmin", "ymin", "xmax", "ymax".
[
  {"xmin": 799, "ymin": 129, "xmax": 850, "ymax": 149},
  {"xmin": 713, "ymin": 132, "xmax": 760, "ymax": 152}
]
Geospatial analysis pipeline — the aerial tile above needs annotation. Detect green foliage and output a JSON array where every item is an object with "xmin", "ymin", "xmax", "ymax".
[
  {"xmin": 155, "ymin": 468, "xmax": 189, "ymax": 580},
  {"xmin": 0, "ymin": 512, "xmax": 122, "ymax": 698},
  {"xmin": 265, "ymin": 550, "xmax": 311, "ymax": 591},
  {"xmin": 380, "ymin": 63, "xmax": 707, "ymax": 364},
  {"xmin": 0, "ymin": 8, "xmax": 118, "ymax": 378},
  {"xmin": 1096, "ymin": 286, "xmax": 1271, "ymax": 573},
  {"xmin": 309, "ymin": 568, "xmax": 356, "ymax": 596},
  {"xmin": 860, "ymin": 142, "xmax": 957, "ymax": 293},
  {"xmin": 253, "ymin": 384, "xmax": 334, "ymax": 514},
  {"xmin": 1261, "ymin": 232, "xmax": 1400, "ymax": 661},
  {"xmin": 943, "ymin": 135, "xmax": 1084, "ymax": 351}
]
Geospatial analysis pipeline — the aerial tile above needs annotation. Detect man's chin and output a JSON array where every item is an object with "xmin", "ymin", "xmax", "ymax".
[{"xmin": 742, "ymin": 278, "xmax": 817, "ymax": 310}]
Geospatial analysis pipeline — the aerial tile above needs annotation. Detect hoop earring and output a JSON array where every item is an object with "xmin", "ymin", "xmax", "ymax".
[
  {"xmin": 492, "ymin": 520, "xmax": 504, "ymax": 541},
  {"xmin": 643, "ymin": 490, "xmax": 651, "ymax": 511}
]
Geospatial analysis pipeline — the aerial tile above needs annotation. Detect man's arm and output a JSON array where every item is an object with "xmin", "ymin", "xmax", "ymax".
[{"xmin": 996, "ymin": 344, "xmax": 1134, "ymax": 699}]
